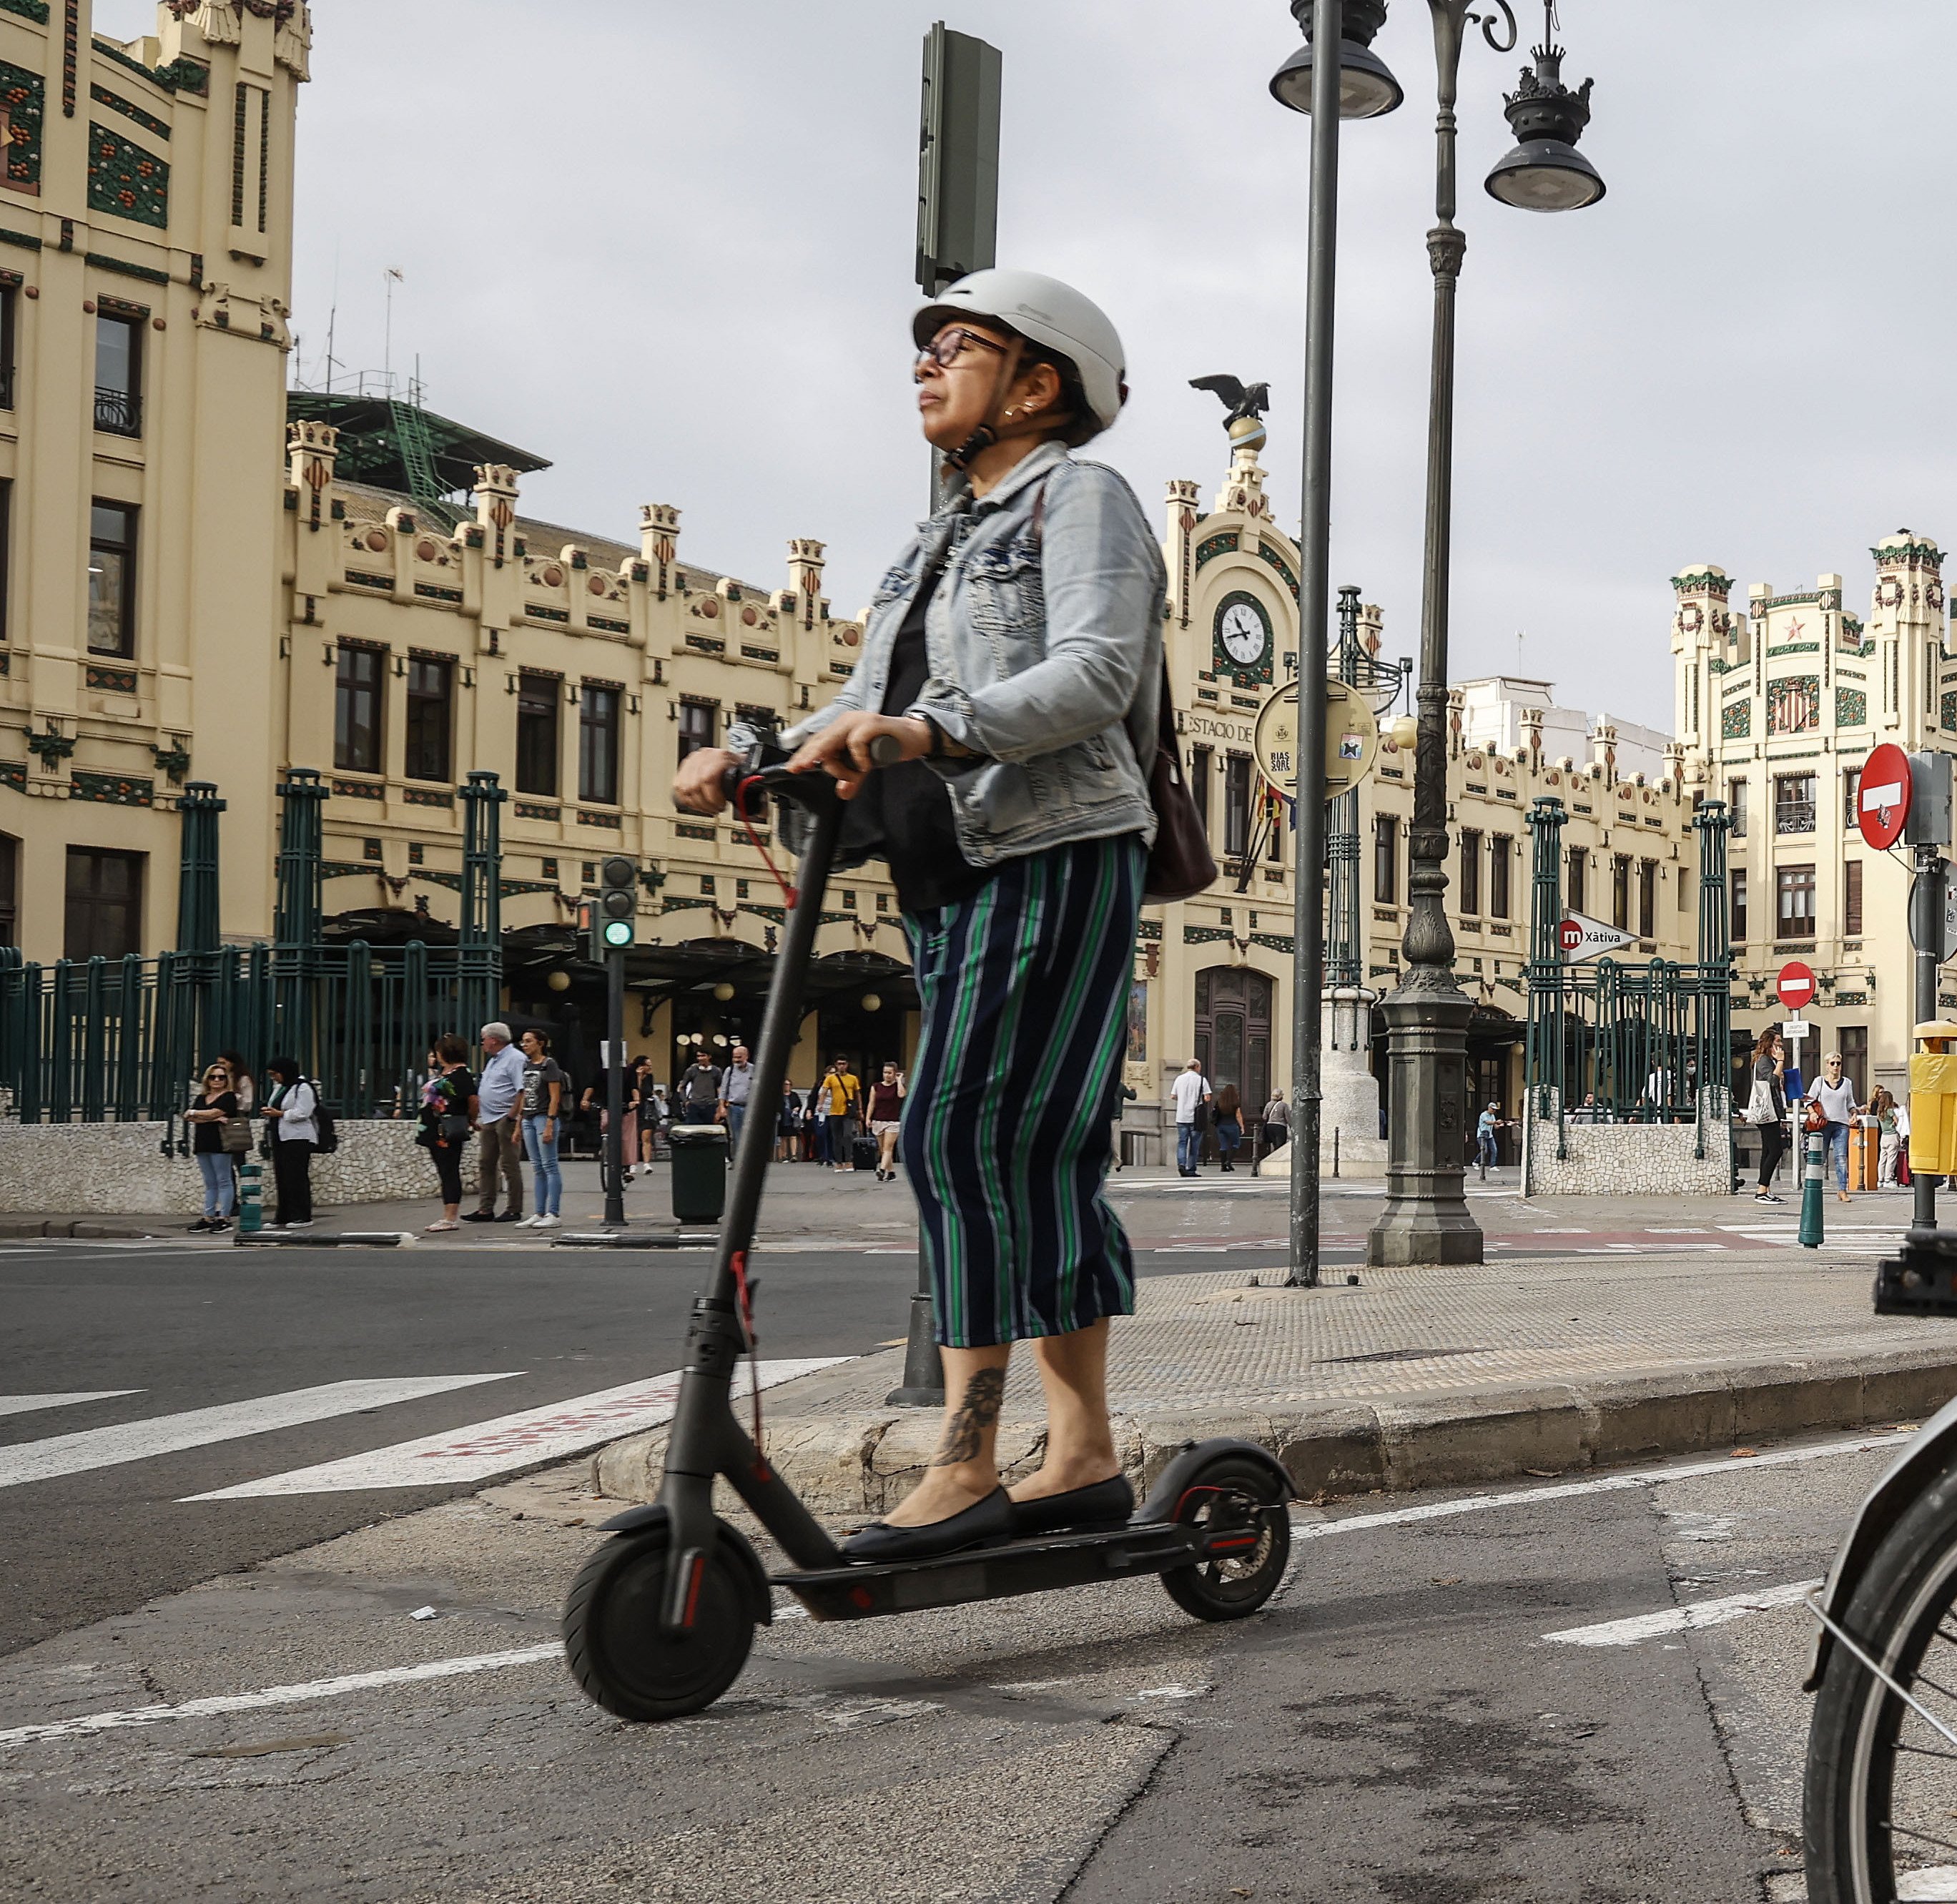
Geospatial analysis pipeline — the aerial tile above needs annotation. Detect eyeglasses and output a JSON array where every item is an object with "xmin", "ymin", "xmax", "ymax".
[
  {"xmin": 915, "ymin": 326, "xmax": 1009, "ymax": 372},
  {"xmin": 204, "ymin": 1070, "xmax": 227, "ymax": 1080}
]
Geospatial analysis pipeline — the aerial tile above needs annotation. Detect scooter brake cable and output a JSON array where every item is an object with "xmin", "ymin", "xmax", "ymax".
[{"xmin": 735, "ymin": 776, "xmax": 799, "ymax": 909}]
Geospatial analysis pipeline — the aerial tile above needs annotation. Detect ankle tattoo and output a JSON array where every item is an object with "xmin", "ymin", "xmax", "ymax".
[{"xmin": 932, "ymin": 1367, "xmax": 1005, "ymax": 1466}]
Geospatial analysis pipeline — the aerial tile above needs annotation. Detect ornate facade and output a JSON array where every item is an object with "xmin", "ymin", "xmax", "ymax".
[{"xmin": 1674, "ymin": 532, "xmax": 1956, "ymax": 1098}]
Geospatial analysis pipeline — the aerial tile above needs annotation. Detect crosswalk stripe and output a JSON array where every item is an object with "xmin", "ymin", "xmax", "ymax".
[
  {"xmin": 0, "ymin": 1375, "xmax": 522, "ymax": 1491},
  {"xmin": 0, "ymin": 1643, "xmax": 565, "ymax": 1748},
  {"xmin": 1544, "ymin": 1577, "xmax": 1820, "ymax": 1647},
  {"xmin": 183, "ymin": 1358, "xmax": 849, "ymax": 1498},
  {"xmin": 0, "ymin": 1391, "xmax": 139, "ymax": 1421}
]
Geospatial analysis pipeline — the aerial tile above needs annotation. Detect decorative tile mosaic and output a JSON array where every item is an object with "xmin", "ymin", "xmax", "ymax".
[
  {"xmin": 87, "ymin": 121, "xmax": 168, "ymax": 227},
  {"xmin": 0, "ymin": 61, "xmax": 44, "ymax": 194},
  {"xmin": 1835, "ymin": 686, "xmax": 1867, "ymax": 729},
  {"xmin": 1767, "ymin": 675, "xmax": 1819, "ymax": 734},
  {"xmin": 1721, "ymin": 699, "xmax": 1752, "ymax": 740}
]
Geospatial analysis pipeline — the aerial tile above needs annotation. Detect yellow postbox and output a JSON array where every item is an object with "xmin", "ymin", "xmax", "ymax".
[{"xmin": 1909, "ymin": 1021, "xmax": 1957, "ymax": 1177}]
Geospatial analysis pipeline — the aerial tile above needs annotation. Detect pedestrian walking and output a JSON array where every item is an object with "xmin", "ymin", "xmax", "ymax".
[
  {"xmin": 641, "ymin": 1079, "xmax": 670, "ymax": 1165},
  {"xmin": 1474, "ymin": 1103, "xmax": 1507, "ymax": 1179},
  {"xmin": 1212, "ymin": 1083, "xmax": 1243, "ymax": 1173},
  {"xmin": 184, "ymin": 1059, "xmax": 241, "ymax": 1232},
  {"xmin": 1112, "ymin": 1080, "xmax": 1138, "ymax": 1170},
  {"xmin": 1745, "ymin": 1028, "xmax": 1790, "ymax": 1203},
  {"xmin": 517, "ymin": 1027, "xmax": 567, "ymax": 1228},
  {"xmin": 776, "ymin": 1080, "xmax": 804, "ymax": 1163},
  {"xmin": 681, "ymin": 266, "xmax": 1163, "ymax": 1556},
  {"xmin": 260, "ymin": 1055, "xmax": 317, "ymax": 1230},
  {"xmin": 1260, "ymin": 1091, "xmax": 1289, "ymax": 1157},
  {"xmin": 415, "ymin": 1036, "xmax": 475, "ymax": 1231},
  {"xmin": 817, "ymin": 1056, "xmax": 860, "ymax": 1171},
  {"xmin": 867, "ymin": 1062, "xmax": 905, "ymax": 1181},
  {"xmin": 1817, "ymin": 1051, "xmax": 1858, "ymax": 1204},
  {"xmin": 1873, "ymin": 1086, "xmax": 1903, "ymax": 1188},
  {"xmin": 629, "ymin": 1056, "xmax": 656, "ymax": 1172},
  {"xmin": 720, "ymin": 1043, "xmax": 756, "ymax": 1150},
  {"xmin": 465, "ymin": 1021, "xmax": 526, "ymax": 1224},
  {"xmin": 1170, "ymin": 1058, "xmax": 1211, "ymax": 1177}
]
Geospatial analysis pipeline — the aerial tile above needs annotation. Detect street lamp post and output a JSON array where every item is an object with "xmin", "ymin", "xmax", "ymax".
[{"xmin": 1366, "ymin": 0, "xmax": 1604, "ymax": 1268}]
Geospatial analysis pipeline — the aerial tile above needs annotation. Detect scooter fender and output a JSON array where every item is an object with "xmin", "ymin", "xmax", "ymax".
[
  {"xmin": 1137, "ymin": 1437, "xmax": 1295, "ymax": 1525},
  {"xmin": 592, "ymin": 1503, "xmax": 774, "ymax": 1626},
  {"xmin": 1805, "ymin": 1394, "xmax": 1957, "ymax": 1690}
]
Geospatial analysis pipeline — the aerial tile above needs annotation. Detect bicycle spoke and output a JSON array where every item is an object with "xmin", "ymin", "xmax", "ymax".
[
  {"xmin": 1884, "ymin": 1821, "xmax": 1957, "ymax": 1858},
  {"xmin": 1895, "ymin": 1742, "xmax": 1957, "ymax": 1763}
]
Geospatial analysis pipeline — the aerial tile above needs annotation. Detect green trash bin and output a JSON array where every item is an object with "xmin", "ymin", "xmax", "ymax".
[{"xmin": 669, "ymin": 1123, "xmax": 729, "ymax": 1224}]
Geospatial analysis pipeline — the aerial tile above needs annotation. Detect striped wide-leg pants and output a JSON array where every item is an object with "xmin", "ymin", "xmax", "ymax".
[{"xmin": 901, "ymin": 834, "xmax": 1144, "ymax": 1348}]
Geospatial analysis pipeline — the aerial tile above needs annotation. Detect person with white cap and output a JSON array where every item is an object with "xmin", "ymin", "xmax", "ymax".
[{"xmin": 676, "ymin": 268, "xmax": 1162, "ymax": 1562}]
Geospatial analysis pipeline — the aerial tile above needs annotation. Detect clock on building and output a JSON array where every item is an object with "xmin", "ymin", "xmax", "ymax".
[{"xmin": 1213, "ymin": 590, "xmax": 1273, "ymax": 685}]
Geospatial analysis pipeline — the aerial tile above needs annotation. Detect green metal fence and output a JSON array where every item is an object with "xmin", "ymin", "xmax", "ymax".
[
  {"xmin": 1523, "ymin": 796, "xmax": 1733, "ymax": 1153},
  {"xmin": 0, "ymin": 940, "xmax": 475, "ymax": 1125}
]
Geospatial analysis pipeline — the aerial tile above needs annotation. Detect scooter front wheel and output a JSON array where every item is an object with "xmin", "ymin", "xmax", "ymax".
[
  {"xmin": 1159, "ymin": 1452, "xmax": 1292, "ymax": 1622},
  {"xmin": 563, "ymin": 1526, "xmax": 755, "ymax": 1722}
]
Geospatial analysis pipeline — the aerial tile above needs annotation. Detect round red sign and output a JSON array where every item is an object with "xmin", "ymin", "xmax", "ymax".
[
  {"xmin": 1777, "ymin": 960, "xmax": 1817, "ymax": 1011},
  {"xmin": 1557, "ymin": 917, "xmax": 1583, "ymax": 955},
  {"xmin": 1859, "ymin": 742, "xmax": 1913, "ymax": 851}
]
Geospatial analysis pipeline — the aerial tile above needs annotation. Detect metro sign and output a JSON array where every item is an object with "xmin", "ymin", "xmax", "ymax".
[
  {"xmin": 1557, "ymin": 910, "xmax": 1637, "ymax": 963},
  {"xmin": 1860, "ymin": 742, "xmax": 1912, "ymax": 851}
]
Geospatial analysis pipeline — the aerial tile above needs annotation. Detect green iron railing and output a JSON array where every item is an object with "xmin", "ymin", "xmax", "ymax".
[
  {"xmin": 0, "ymin": 940, "xmax": 474, "ymax": 1126},
  {"xmin": 1523, "ymin": 796, "xmax": 1733, "ymax": 1158}
]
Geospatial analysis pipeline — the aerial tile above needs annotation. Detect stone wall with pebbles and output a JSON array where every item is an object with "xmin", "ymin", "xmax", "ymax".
[
  {"xmin": 1523, "ymin": 1089, "xmax": 1732, "ymax": 1198},
  {"xmin": 0, "ymin": 1120, "xmax": 475, "ymax": 1215}
]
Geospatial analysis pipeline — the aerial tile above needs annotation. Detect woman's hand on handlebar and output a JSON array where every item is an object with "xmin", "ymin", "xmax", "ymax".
[
  {"xmin": 674, "ymin": 746, "xmax": 739, "ymax": 817},
  {"xmin": 787, "ymin": 713, "xmax": 932, "ymax": 801}
]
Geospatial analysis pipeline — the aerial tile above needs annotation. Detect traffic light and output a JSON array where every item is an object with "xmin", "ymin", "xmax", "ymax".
[{"xmin": 591, "ymin": 854, "xmax": 637, "ymax": 958}]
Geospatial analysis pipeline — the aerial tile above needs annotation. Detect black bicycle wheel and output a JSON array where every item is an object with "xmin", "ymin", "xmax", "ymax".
[
  {"xmin": 1806, "ymin": 1459, "xmax": 1957, "ymax": 1903},
  {"xmin": 562, "ymin": 1526, "xmax": 755, "ymax": 1723},
  {"xmin": 1159, "ymin": 1453, "xmax": 1292, "ymax": 1622}
]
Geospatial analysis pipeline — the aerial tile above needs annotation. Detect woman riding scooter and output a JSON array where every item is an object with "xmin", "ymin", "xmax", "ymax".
[{"xmin": 676, "ymin": 267, "xmax": 1160, "ymax": 1562}]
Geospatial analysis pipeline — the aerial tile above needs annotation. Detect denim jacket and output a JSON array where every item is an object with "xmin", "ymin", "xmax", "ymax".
[{"xmin": 782, "ymin": 441, "xmax": 1163, "ymax": 868}]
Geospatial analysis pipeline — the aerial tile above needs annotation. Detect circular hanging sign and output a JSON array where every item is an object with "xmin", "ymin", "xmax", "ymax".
[
  {"xmin": 1557, "ymin": 918, "xmax": 1583, "ymax": 955},
  {"xmin": 1859, "ymin": 742, "xmax": 1913, "ymax": 851},
  {"xmin": 1252, "ymin": 678, "xmax": 1379, "ymax": 800},
  {"xmin": 1776, "ymin": 960, "xmax": 1817, "ymax": 1011}
]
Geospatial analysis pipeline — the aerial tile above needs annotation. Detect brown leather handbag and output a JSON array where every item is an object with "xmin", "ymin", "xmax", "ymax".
[{"xmin": 1143, "ymin": 659, "xmax": 1218, "ymax": 904}]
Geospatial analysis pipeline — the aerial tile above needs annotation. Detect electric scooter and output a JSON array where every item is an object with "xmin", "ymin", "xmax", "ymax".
[{"xmin": 562, "ymin": 744, "xmax": 1294, "ymax": 1724}]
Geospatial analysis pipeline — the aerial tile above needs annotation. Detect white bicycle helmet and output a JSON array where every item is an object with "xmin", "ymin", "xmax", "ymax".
[{"xmin": 913, "ymin": 268, "xmax": 1128, "ymax": 450}]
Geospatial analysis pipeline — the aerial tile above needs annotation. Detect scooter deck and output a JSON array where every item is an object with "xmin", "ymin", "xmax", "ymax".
[{"xmin": 772, "ymin": 1518, "xmax": 1211, "ymax": 1622}]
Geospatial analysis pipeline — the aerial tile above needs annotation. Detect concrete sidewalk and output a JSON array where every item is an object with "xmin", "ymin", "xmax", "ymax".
[{"xmin": 593, "ymin": 1246, "xmax": 1957, "ymax": 1513}]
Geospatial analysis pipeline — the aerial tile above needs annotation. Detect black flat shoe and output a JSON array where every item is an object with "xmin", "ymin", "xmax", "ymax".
[
  {"xmin": 839, "ymin": 1487, "xmax": 1013, "ymax": 1563},
  {"xmin": 1009, "ymin": 1474, "xmax": 1134, "ymax": 1536}
]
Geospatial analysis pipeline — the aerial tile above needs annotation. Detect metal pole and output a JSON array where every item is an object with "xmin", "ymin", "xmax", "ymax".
[
  {"xmin": 1286, "ymin": 0, "xmax": 1341, "ymax": 1291},
  {"xmin": 1914, "ymin": 843, "xmax": 1943, "ymax": 1233},
  {"xmin": 604, "ymin": 946, "xmax": 626, "ymax": 1227},
  {"xmin": 1366, "ymin": 0, "xmax": 1484, "ymax": 1268}
]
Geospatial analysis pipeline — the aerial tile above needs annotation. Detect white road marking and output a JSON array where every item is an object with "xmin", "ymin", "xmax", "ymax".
[
  {"xmin": 0, "ymin": 1642, "xmax": 564, "ymax": 1748},
  {"xmin": 0, "ymin": 1391, "xmax": 139, "ymax": 1420},
  {"xmin": 1544, "ymin": 1577, "xmax": 1820, "ymax": 1647},
  {"xmin": 1899, "ymin": 1870, "xmax": 1957, "ymax": 1901},
  {"xmin": 1302, "ymin": 1431, "xmax": 1904, "ymax": 1544},
  {"xmin": 0, "ymin": 1375, "xmax": 521, "ymax": 1491},
  {"xmin": 184, "ymin": 1358, "xmax": 849, "ymax": 1498}
]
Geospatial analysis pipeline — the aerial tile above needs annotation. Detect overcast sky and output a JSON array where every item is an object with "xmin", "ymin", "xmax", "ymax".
[{"xmin": 99, "ymin": 1, "xmax": 1957, "ymax": 733}]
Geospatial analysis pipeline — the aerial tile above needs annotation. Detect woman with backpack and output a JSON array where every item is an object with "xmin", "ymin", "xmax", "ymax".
[
  {"xmin": 1212, "ymin": 1083, "xmax": 1243, "ymax": 1173},
  {"xmin": 678, "ymin": 268, "xmax": 1160, "ymax": 1561},
  {"xmin": 260, "ymin": 1055, "xmax": 319, "ymax": 1230},
  {"xmin": 416, "ymin": 1036, "xmax": 477, "ymax": 1232}
]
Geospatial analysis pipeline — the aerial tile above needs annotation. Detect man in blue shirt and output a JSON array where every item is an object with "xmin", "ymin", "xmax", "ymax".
[
  {"xmin": 1475, "ymin": 1103, "xmax": 1506, "ymax": 1180},
  {"xmin": 720, "ymin": 1043, "xmax": 754, "ymax": 1148},
  {"xmin": 465, "ymin": 1022, "xmax": 528, "ymax": 1223}
]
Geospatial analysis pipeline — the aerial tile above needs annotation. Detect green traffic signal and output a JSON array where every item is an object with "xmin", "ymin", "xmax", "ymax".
[{"xmin": 601, "ymin": 918, "xmax": 634, "ymax": 949}]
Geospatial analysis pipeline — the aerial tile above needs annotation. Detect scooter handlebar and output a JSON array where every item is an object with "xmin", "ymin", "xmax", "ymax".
[{"xmin": 712, "ymin": 731, "xmax": 904, "ymax": 817}]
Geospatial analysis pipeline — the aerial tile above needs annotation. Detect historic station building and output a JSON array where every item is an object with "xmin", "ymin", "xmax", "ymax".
[
  {"xmin": 1674, "ymin": 532, "xmax": 1957, "ymax": 1101},
  {"xmin": 0, "ymin": 1, "xmax": 1707, "ymax": 1154}
]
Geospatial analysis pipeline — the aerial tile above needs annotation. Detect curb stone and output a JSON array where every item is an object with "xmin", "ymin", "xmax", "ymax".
[{"xmin": 590, "ymin": 1346, "xmax": 1957, "ymax": 1514}]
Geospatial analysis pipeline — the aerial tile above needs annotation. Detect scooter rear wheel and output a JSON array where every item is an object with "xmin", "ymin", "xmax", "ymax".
[
  {"xmin": 1159, "ymin": 1453, "xmax": 1291, "ymax": 1622},
  {"xmin": 562, "ymin": 1526, "xmax": 755, "ymax": 1722}
]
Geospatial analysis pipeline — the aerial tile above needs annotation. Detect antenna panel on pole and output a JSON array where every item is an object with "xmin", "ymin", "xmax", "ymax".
[{"xmin": 917, "ymin": 24, "xmax": 1001, "ymax": 297}]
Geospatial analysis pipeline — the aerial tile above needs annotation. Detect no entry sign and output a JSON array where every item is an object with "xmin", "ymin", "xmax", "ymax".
[
  {"xmin": 1860, "ymin": 742, "xmax": 1912, "ymax": 850},
  {"xmin": 1777, "ymin": 960, "xmax": 1817, "ymax": 1011}
]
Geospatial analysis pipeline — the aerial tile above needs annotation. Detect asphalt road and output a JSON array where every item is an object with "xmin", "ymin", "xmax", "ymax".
[
  {"xmin": 0, "ymin": 1238, "xmax": 932, "ymax": 1657},
  {"xmin": 2, "ymin": 1416, "xmax": 1899, "ymax": 1901}
]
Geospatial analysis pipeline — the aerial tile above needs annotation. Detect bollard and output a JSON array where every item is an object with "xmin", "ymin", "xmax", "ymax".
[
  {"xmin": 235, "ymin": 1158, "xmax": 263, "ymax": 1235},
  {"xmin": 1799, "ymin": 1118, "xmax": 1825, "ymax": 1249}
]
